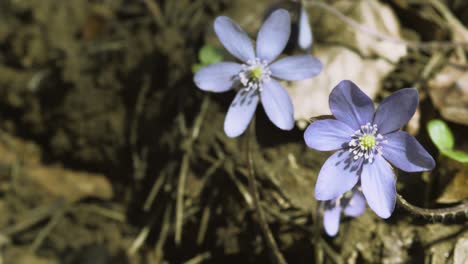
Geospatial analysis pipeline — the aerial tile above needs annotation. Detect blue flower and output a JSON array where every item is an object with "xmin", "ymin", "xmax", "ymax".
[
  {"xmin": 323, "ymin": 187, "xmax": 366, "ymax": 236},
  {"xmin": 194, "ymin": 9, "xmax": 322, "ymax": 137},
  {"xmin": 304, "ymin": 80, "xmax": 435, "ymax": 218}
]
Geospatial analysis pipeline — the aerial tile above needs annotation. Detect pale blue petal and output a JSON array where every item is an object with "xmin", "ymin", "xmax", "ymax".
[
  {"xmin": 323, "ymin": 204, "xmax": 341, "ymax": 237},
  {"xmin": 298, "ymin": 7, "xmax": 313, "ymax": 50},
  {"xmin": 374, "ymin": 88, "xmax": 418, "ymax": 135},
  {"xmin": 344, "ymin": 191, "xmax": 366, "ymax": 217},
  {"xmin": 315, "ymin": 151, "xmax": 361, "ymax": 201},
  {"xmin": 214, "ymin": 16, "xmax": 255, "ymax": 62},
  {"xmin": 194, "ymin": 62, "xmax": 241, "ymax": 92},
  {"xmin": 260, "ymin": 80, "xmax": 294, "ymax": 130},
  {"xmin": 304, "ymin": 119, "xmax": 353, "ymax": 151},
  {"xmin": 329, "ymin": 80, "xmax": 375, "ymax": 130},
  {"xmin": 382, "ymin": 131, "xmax": 435, "ymax": 172},
  {"xmin": 361, "ymin": 155, "xmax": 396, "ymax": 219},
  {"xmin": 256, "ymin": 9, "xmax": 290, "ymax": 62},
  {"xmin": 224, "ymin": 89, "xmax": 259, "ymax": 137},
  {"xmin": 270, "ymin": 55, "xmax": 322, "ymax": 81}
]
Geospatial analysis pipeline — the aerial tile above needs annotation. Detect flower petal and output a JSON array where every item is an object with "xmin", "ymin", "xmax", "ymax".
[
  {"xmin": 329, "ymin": 80, "xmax": 375, "ymax": 130},
  {"xmin": 323, "ymin": 204, "xmax": 341, "ymax": 237},
  {"xmin": 382, "ymin": 131, "xmax": 436, "ymax": 172},
  {"xmin": 304, "ymin": 119, "xmax": 353, "ymax": 151},
  {"xmin": 344, "ymin": 191, "xmax": 366, "ymax": 217},
  {"xmin": 194, "ymin": 62, "xmax": 241, "ymax": 92},
  {"xmin": 270, "ymin": 55, "xmax": 322, "ymax": 81},
  {"xmin": 374, "ymin": 88, "xmax": 418, "ymax": 135},
  {"xmin": 260, "ymin": 80, "xmax": 294, "ymax": 130},
  {"xmin": 315, "ymin": 151, "xmax": 361, "ymax": 201},
  {"xmin": 361, "ymin": 155, "xmax": 396, "ymax": 219},
  {"xmin": 256, "ymin": 9, "xmax": 290, "ymax": 62},
  {"xmin": 298, "ymin": 7, "xmax": 313, "ymax": 50},
  {"xmin": 214, "ymin": 16, "xmax": 255, "ymax": 62},
  {"xmin": 224, "ymin": 89, "xmax": 259, "ymax": 137}
]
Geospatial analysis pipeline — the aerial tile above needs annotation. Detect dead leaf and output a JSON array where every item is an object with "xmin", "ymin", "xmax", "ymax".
[
  {"xmin": 288, "ymin": 0, "xmax": 407, "ymax": 125},
  {"xmin": 0, "ymin": 134, "xmax": 113, "ymax": 203},
  {"xmin": 437, "ymin": 165, "xmax": 468, "ymax": 204},
  {"xmin": 454, "ymin": 237, "xmax": 468, "ymax": 264},
  {"xmin": 28, "ymin": 165, "xmax": 113, "ymax": 203},
  {"xmin": 428, "ymin": 64, "xmax": 468, "ymax": 126},
  {"xmin": 287, "ymin": 46, "xmax": 391, "ymax": 126}
]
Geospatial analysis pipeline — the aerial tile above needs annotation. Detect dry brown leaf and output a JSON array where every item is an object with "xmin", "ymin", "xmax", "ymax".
[
  {"xmin": 0, "ymin": 135, "xmax": 113, "ymax": 203},
  {"xmin": 288, "ymin": 0, "xmax": 407, "ymax": 125},
  {"xmin": 428, "ymin": 64, "xmax": 468, "ymax": 126},
  {"xmin": 28, "ymin": 165, "xmax": 113, "ymax": 203},
  {"xmin": 454, "ymin": 237, "xmax": 468, "ymax": 264},
  {"xmin": 436, "ymin": 165, "xmax": 468, "ymax": 204}
]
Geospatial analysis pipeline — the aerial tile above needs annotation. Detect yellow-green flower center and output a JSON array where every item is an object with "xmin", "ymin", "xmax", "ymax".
[
  {"xmin": 250, "ymin": 67, "xmax": 263, "ymax": 81},
  {"xmin": 360, "ymin": 134, "xmax": 376, "ymax": 148}
]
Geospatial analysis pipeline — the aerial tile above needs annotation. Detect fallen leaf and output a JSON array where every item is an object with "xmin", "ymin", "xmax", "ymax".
[
  {"xmin": 454, "ymin": 237, "xmax": 468, "ymax": 264},
  {"xmin": 428, "ymin": 64, "xmax": 468, "ymax": 126},
  {"xmin": 288, "ymin": 0, "xmax": 407, "ymax": 125},
  {"xmin": 437, "ymin": 163, "xmax": 468, "ymax": 204},
  {"xmin": 0, "ymin": 135, "xmax": 113, "ymax": 203}
]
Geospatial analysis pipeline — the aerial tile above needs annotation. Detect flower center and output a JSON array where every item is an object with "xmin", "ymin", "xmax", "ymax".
[
  {"xmin": 360, "ymin": 134, "xmax": 376, "ymax": 148},
  {"xmin": 250, "ymin": 66, "xmax": 263, "ymax": 81},
  {"xmin": 348, "ymin": 123, "xmax": 386, "ymax": 163},
  {"xmin": 238, "ymin": 58, "xmax": 271, "ymax": 92}
]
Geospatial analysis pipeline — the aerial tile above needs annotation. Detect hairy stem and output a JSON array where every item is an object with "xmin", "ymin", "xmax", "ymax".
[
  {"xmin": 246, "ymin": 119, "xmax": 287, "ymax": 264},
  {"xmin": 397, "ymin": 194, "xmax": 468, "ymax": 221}
]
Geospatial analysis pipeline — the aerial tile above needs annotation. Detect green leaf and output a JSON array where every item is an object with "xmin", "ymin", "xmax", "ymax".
[
  {"xmin": 441, "ymin": 149, "xmax": 468, "ymax": 164},
  {"xmin": 192, "ymin": 63, "xmax": 203, "ymax": 74},
  {"xmin": 199, "ymin": 45, "xmax": 223, "ymax": 64},
  {"xmin": 427, "ymin": 119, "xmax": 454, "ymax": 151}
]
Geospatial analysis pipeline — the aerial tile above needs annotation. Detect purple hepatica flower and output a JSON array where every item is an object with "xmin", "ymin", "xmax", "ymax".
[
  {"xmin": 323, "ymin": 188, "xmax": 366, "ymax": 237},
  {"xmin": 304, "ymin": 80, "xmax": 435, "ymax": 219},
  {"xmin": 194, "ymin": 9, "xmax": 322, "ymax": 137}
]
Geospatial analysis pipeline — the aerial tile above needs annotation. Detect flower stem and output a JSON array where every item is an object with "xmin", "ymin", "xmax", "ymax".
[
  {"xmin": 246, "ymin": 118, "xmax": 287, "ymax": 264},
  {"xmin": 396, "ymin": 194, "xmax": 468, "ymax": 221}
]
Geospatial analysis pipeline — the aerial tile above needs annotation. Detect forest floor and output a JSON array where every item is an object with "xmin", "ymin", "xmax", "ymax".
[{"xmin": 0, "ymin": 0, "xmax": 466, "ymax": 263}]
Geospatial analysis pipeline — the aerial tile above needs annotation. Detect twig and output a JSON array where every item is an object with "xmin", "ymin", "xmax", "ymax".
[
  {"xmin": 129, "ymin": 225, "xmax": 152, "ymax": 256},
  {"xmin": 183, "ymin": 252, "xmax": 211, "ymax": 264},
  {"xmin": 130, "ymin": 75, "xmax": 151, "ymax": 181},
  {"xmin": 396, "ymin": 194, "xmax": 468, "ymax": 221},
  {"xmin": 30, "ymin": 203, "xmax": 69, "ymax": 252},
  {"xmin": 154, "ymin": 205, "xmax": 172, "ymax": 262},
  {"xmin": 320, "ymin": 238, "xmax": 343, "ymax": 264},
  {"xmin": 303, "ymin": 0, "xmax": 468, "ymax": 50},
  {"xmin": 0, "ymin": 199, "xmax": 65, "ymax": 236},
  {"xmin": 143, "ymin": 172, "xmax": 167, "ymax": 212},
  {"xmin": 143, "ymin": 0, "xmax": 165, "ymax": 27},
  {"xmin": 175, "ymin": 97, "xmax": 210, "ymax": 245},
  {"xmin": 246, "ymin": 118, "xmax": 287, "ymax": 264}
]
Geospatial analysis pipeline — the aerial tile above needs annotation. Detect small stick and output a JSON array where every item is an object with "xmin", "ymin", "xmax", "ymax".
[
  {"xmin": 0, "ymin": 199, "xmax": 65, "ymax": 236},
  {"xmin": 175, "ymin": 97, "xmax": 209, "ymax": 245},
  {"xmin": 29, "ymin": 203, "xmax": 69, "ymax": 252},
  {"xmin": 154, "ymin": 205, "xmax": 172, "ymax": 262},
  {"xmin": 183, "ymin": 252, "xmax": 211, "ymax": 264},
  {"xmin": 130, "ymin": 75, "xmax": 151, "ymax": 181},
  {"xmin": 143, "ymin": 173, "xmax": 167, "ymax": 212},
  {"xmin": 143, "ymin": 0, "xmax": 165, "ymax": 27},
  {"xmin": 246, "ymin": 118, "xmax": 287, "ymax": 264}
]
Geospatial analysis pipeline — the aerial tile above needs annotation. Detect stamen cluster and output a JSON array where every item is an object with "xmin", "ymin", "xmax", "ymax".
[
  {"xmin": 348, "ymin": 123, "xmax": 385, "ymax": 163},
  {"xmin": 238, "ymin": 58, "xmax": 271, "ymax": 92}
]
